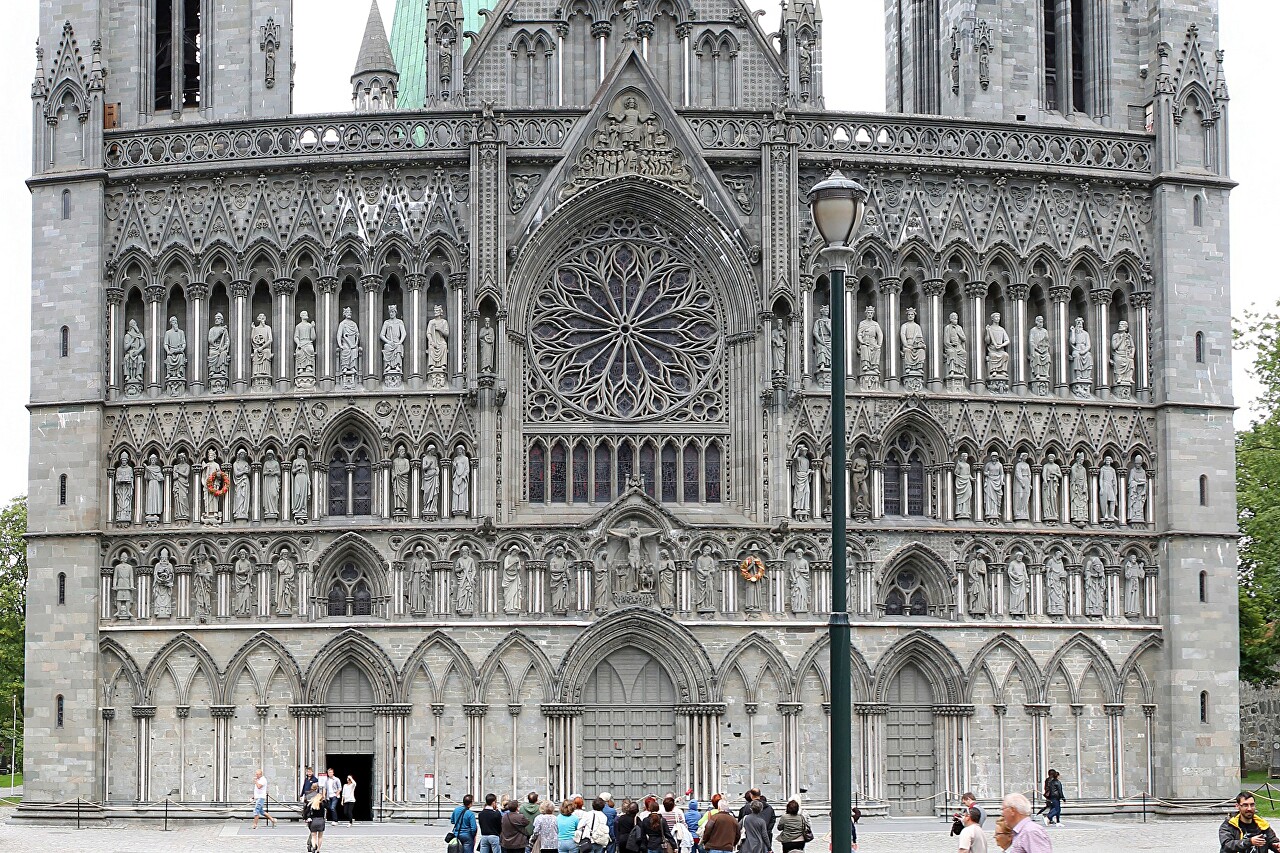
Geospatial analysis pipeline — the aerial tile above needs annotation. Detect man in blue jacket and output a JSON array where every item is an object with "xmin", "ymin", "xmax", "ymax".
[
  {"xmin": 452, "ymin": 794, "xmax": 480, "ymax": 853},
  {"xmin": 684, "ymin": 799, "xmax": 702, "ymax": 853}
]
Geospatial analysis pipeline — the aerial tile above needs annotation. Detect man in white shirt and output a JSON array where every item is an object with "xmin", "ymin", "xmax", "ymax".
[
  {"xmin": 958, "ymin": 807, "xmax": 987, "ymax": 853},
  {"xmin": 325, "ymin": 768, "xmax": 342, "ymax": 821},
  {"xmin": 251, "ymin": 769, "xmax": 277, "ymax": 829}
]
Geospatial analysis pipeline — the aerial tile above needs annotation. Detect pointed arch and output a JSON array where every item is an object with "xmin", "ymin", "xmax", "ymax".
[
  {"xmin": 222, "ymin": 631, "xmax": 304, "ymax": 705},
  {"xmin": 477, "ymin": 631, "xmax": 556, "ymax": 698},
  {"xmin": 399, "ymin": 629, "xmax": 479, "ymax": 701},
  {"xmin": 142, "ymin": 632, "xmax": 221, "ymax": 702},
  {"xmin": 965, "ymin": 633, "xmax": 1042, "ymax": 700},
  {"xmin": 1117, "ymin": 634, "xmax": 1163, "ymax": 704},
  {"xmin": 1042, "ymin": 631, "xmax": 1120, "ymax": 700},
  {"xmin": 874, "ymin": 630, "xmax": 966, "ymax": 704},
  {"xmin": 99, "ymin": 637, "xmax": 145, "ymax": 704},
  {"xmin": 716, "ymin": 632, "xmax": 796, "ymax": 700},
  {"xmin": 558, "ymin": 608, "xmax": 713, "ymax": 703},
  {"xmin": 304, "ymin": 629, "xmax": 399, "ymax": 703},
  {"xmin": 794, "ymin": 632, "xmax": 872, "ymax": 704}
]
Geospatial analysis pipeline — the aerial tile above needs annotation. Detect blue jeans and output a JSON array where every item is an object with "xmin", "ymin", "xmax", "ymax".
[
  {"xmin": 459, "ymin": 833, "xmax": 477, "ymax": 853},
  {"xmin": 558, "ymin": 840, "xmax": 577, "ymax": 853},
  {"xmin": 1046, "ymin": 800, "xmax": 1062, "ymax": 822},
  {"xmin": 480, "ymin": 836, "xmax": 502, "ymax": 853}
]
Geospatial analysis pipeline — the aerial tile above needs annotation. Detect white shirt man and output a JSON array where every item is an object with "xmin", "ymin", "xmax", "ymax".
[{"xmin": 958, "ymin": 807, "xmax": 987, "ymax": 853}]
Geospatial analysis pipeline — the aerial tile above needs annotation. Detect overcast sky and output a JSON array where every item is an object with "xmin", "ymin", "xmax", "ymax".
[{"xmin": 0, "ymin": 1, "xmax": 1271, "ymax": 502}]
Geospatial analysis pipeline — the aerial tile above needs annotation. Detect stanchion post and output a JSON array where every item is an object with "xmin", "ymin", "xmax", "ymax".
[
  {"xmin": 1141, "ymin": 791, "xmax": 1146, "ymax": 823},
  {"xmin": 164, "ymin": 796, "xmax": 170, "ymax": 831},
  {"xmin": 76, "ymin": 796, "xmax": 81, "ymax": 830}
]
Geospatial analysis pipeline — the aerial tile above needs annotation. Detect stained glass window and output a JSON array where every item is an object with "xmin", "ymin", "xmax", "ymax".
[
  {"xmin": 884, "ymin": 457, "xmax": 902, "ymax": 516},
  {"xmin": 352, "ymin": 447, "xmax": 372, "ymax": 515},
  {"xmin": 528, "ymin": 442, "xmax": 546, "ymax": 503},
  {"xmin": 550, "ymin": 442, "xmax": 568, "ymax": 503},
  {"xmin": 617, "ymin": 440, "xmax": 634, "ymax": 490},
  {"xmin": 328, "ymin": 448, "xmax": 348, "ymax": 516},
  {"xmin": 328, "ymin": 583, "xmax": 345, "ymax": 616},
  {"xmin": 906, "ymin": 454, "xmax": 926, "ymax": 516},
  {"xmin": 639, "ymin": 443, "xmax": 657, "ymax": 498},
  {"xmin": 661, "ymin": 443, "xmax": 678, "ymax": 503},
  {"xmin": 352, "ymin": 580, "xmax": 372, "ymax": 616},
  {"xmin": 705, "ymin": 442, "xmax": 721, "ymax": 503},
  {"xmin": 683, "ymin": 440, "xmax": 700, "ymax": 502},
  {"xmin": 594, "ymin": 441, "xmax": 612, "ymax": 503},
  {"xmin": 572, "ymin": 442, "xmax": 589, "ymax": 503},
  {"xmin": 329, "ymin": 430, "xmax": 372, "ymax": 517}
]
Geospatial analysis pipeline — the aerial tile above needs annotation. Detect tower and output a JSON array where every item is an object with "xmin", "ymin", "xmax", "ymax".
[
  {"xmin": 352, "ymin": 0, "xmax": 400, "ymax": 112},
  {"xmin": 781, "ymin": 0, "xmax": 824, "ymax": 109},
  {"xmin": 424, "ymin": 0, "xmax": 468, "ymax": 108}
]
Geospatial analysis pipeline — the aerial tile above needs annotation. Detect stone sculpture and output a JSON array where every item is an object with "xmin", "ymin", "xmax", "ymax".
[
  {"xmin": 1028, "ymin": 315, "xmax": 1052, "ymax": 395},
  {"xmin": 114, "ymin": 451, "xmax": 134, "ymax": 525},
  {"xmin": 337, "ymin": 306, "xmax": 361, "ymax": 390},
  {"xmin": 208, "ymin": 312, "xmax": 230, "ymax": 393},
  {"xmin": 793, "ymin": 445, "xmax": 813, "ymax": 521},
  {"xmin": 982, "ymin": 452, "xmax": 1004, "ymax": 524},
  {"xmin": 143, "ymin": 453, "xmax": 164, "ymax": 524},
  {"xmin": 451, "ymin": 445, "xmax": 471, "ymax": 516},
  {"xmin": 984, "ymin": 312, "xmax": 1010, "ymax": 392},
  {"xmin": 943, "ymin": 313, "xmax": 967, "ymax": 391},
  {"xmin": 426, "ymin": 305, "xmax": 449, "ymax": 389},
  {"xmin": 742, "ymin": 550, "xmax": 765, "ymax": 612},
  {"xmin": 1084, "ymin": 555, "xmax": 1106, "ymax": 616},
  {"xmin": 193, "ymin": 549, "xmax": 215, "ymax": 622},
  {"xmin": 1128, "ymin": 455, "xmax": 1149, "ymax": 525},
  {"xmin": 549, "ymin": 546, "xmax": 572, "ymax": 614},
  {"xmin": 1013, "ymin": 452, "xmax": 1032, "ymax": 521},
  {"xmin": 407, "ymin": 544, "xmax": 432, "ymax": 616},
  {"xmin": 455, "ymin": 544, "xmax": 478, "ymax": 615},
  {"xmin": 1099, "ymin": 455, "xmax": 1119, "ymax": 523},
  {"xmin": 294, "ymin": 310, "xmax": 317, "ymax": 390},
  {"xmin": 1045, "ymin": 549, "xmax": 1067, "ymax": 616},
  {"xmin": 593, "ymin": 549, "xmax": 612, "ymax": 614},
  {"xmin": 1111, "ymin": 320, "xmax": 1135, "ymax": 397},
  {"xmin": 812, "ymin": 304, "xmax": 832, "ymax": 386},
  {"xmin": 250, "ymin": 313, "xmax": 273, "ymax": 391},
  {"xmin": 163, "ymin": 316, "xmax": 187, "ymax": 396},
  {"xmin": 1041, "ymin": 452, "xmax": 1063, "ymax": 523},
  {"xmin": 233, "ymin": 547, "xmax": 254, "ymax": 616},
  {"xmin": 380, "ymin": 304, "xmax": 407, "ymax": 387},
  {"xmin": 421, "ymin": 445, "xmax": 441, "ymax": 518},
  {"xmin": 391, "ymin": 446, "xmax": 410, "ymax": 516},
  {"xmin": 1007, "ymin": 548, "xmax": 1029, "ymax": 616},
  {"xmin": 275, "ymin": 547, "xmax": 297, "ymax": 616},
  {"xmin": 967, "ymin": 549, "xmax": 989, "ymax": 616},
  {"xmin": 478, "ymin": 317, "xmax": 496, "ymax": 374},
  {"xmin": 771, "ymin": 322, "xmax": 787, "ymax": 375},
  {"xmin": 172, "ymin": 450, "xmax": 192, "ymax": 523},
  {"xmin": 656, "ymin": 550, "xmax": 677, "ymax": 613},
  {"xmin": 788, "ymin": 550, "xmax": 811, "ymax": 614},
  {"xmin": 1123, "ymin": 554, "xmax": 1143, "ymax": 617},
  {"xmin": 291, "ymin": 448, "xmax": 311, "ymax": 523},
  {"xmin": 1069, "ymin": 317, "xmax": 1093, "ymax": 397},
  {"xmin": 1069, "ymin": 451, "xmax": 1090, "ymax": 526},
  {"xmin": 232, "ymin": 449, "xmax": 252, "ymax": 521},
  {"xmin": 502, "ymin": 548, "xmax": 523, "ymax": 615},
  {"xmin": 262, "ymin": 448, "xmax": 281, "ymax": 520},
  {"xmin": 122, "ymin": 319, "xmax": 145, "ymax": 396},
  {"xmin": 112, "ymin": 554, "xmax": 135, "ymax": 619},
  {"xmin": 153, "ymin": 549, "xmax": 175, "ymax": 618},
  {"xmin": 954, "ymin": 452, "xmax": 973, "ymax": 519},
  {"xmin": 857, "ymin": 306, "xmax": 884, "ymax": 391},
  {"xmin": 851, "ymin": 449, "xmax": 872, "ymax": 516},
  {"xmin": 900, "ymin": 307, "xmax": 926, "ymax": 391},
  {"xmin": 694, "ymin": 544, "xmax": 718, "ymax": 613}
]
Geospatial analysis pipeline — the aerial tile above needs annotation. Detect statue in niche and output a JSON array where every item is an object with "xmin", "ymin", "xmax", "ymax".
[
  {"xmin": 1045, "ymin": 548, "xmax": 1067, "ymax": 616},
  {"xmin": 943, "ymin": 312, "xmax": 968, "ymax": 391},
  {"xmin": 451, "ymin": 445, "xmax": 471, "ymax": 516},
  {"xmin": 122, "ymin": 319, "xmax": 145, "ymax": 396},
  {"xmin": 421, "ymin": 445, "xmax": 440, "ymax": 518},
  {"xmin": 250, "ymin": 313, "xmax": 273, "ymax": 391},
  {"xmin": 984, "ymin": 312, "xmax": 1011, "ymax": 392},
  {"xmin": 478, "ymin": 317, "xmax": 496, "ymax": 375},
  {"xmin": 982, "ymin": 452, "xmax": 1004, "ymax": 524},
  {"xmin": 426, "ymin": 305, "xmax": 450, "ymax": 388},
  {"xmin": 262, "ymin": 449, "xmax": 281, "ymax": 521},
  {"xmin": 1069, "ymin": 451, "xmax": 1090, "ymax": 527},
  {"xmin": 1069, "ymin": 317, "xmax": 1093, "ymax": 397},
  {"xmin": 200, "ymin": 448, "xmax": 224, "ymax": 524},
  {"xmin": 502, "ymin": 548, "xmax": 523, "ymax": 615},
  {"xmin": 812, "ymin": 304, "xmax": 832, "ymax": 386},
  {"xmin": 1128, "ymin": 455, "xmax": 1149, "ymax": 525},
  {"xmin": 851, "ymin": 449, "xmax": 872, "ymax": 516},
  {"xmin": 656, "ymin": 550, "xmax": 677, "ymax": 613},
  {"xmin": 114, "ymin": 451, "xmax": 134, "ymax": 525},
  {"xmin": 172, "ymin": 450, "xmax": 191, "ymax": 523},
  {"xmin": 143, "ymin": 453, "xmax": 164, "ymax": 525},
  {"xmin": 788, "ymin": 550, "xmax": 811, "ymax": 614},
  {"xmin": 294, "ymin": 310, "xmax": 317, "ymax": 390},
  {"xmin": 549, "ymin": 546, "xmax": 572, "ymax": 615},
  {"xmin": 1083, "ymin": 555, "xmax": 1106, "ymax": 616},
  {"xmin": 391, "ymin": 446, "xmax": 410, "ymax": 516},
  {"xmin": 771, "ymin": 321, "xmax": 787, "ymax": 376},
  {"xmin": 454, "ymin": 544, "xmax": 478, "ymax": 615},
  {"xmin": 821, "ymin": 453, "xmax": 832, "ymax": 519},
  {"xmin": 857, "ymin": 306, "xmax": 884, "ymax": 391},
  {"xmin": 112, "ymin": 554, "xmax": 135, "ymax": 619},
  {"xmin": 1123, "ymin": 555, "xmax": 1143, "ymax": 617},
  {"xmin": 792, "ymin": 445, "xmax": 813, "ymax": 521},
  {"xmin": 1041, "ymin": 452, "xmax": 1063, "ymax": 524},
  {"xmin": 233, "ymin": 547, "xmax": 254, "ymax": 616},
  {"xmin": 954, "ymin": 451, "xmax": 973, "ymax": 520},
  {"xmin": 153, "ymin": 548, "xmax": 175, "ymax": 619},
  {"xmin": 164, "ymin": 316, "xmax": 187, "ymax": 396},
  {"xmin": 380, "ymin": 304, "xmax": 407, "ymax": 386},
  {"xmin": 275, "ymin": 547, "xmax": 297, "ymax": 616},
  {"xmin": 336, "ymin": 306, "xmax": 361, "ymax": 390},
  {"xmin": 207, "ymin": 312, "xmax": 230, "ymax": 393},
  {"xmin": 593, "ymin": 548, "xmax": 612, "ymax": 614},
  {"xmin": 1111, "ymin": 319, "xmax": 1136, "ymax": 397},
  {"xmin": 193, "ymin": 549, "xmax": 215, "ymax": 622},
  {"xmin": 232, "ymin": 449, "xmax": 252, "ymax": 522},
  {"xmin": 900, "ymin": 307, "xmax": 926, "ymax": 391},
  {"xmin": 1007, "ymin": 548, "xmax": 1029, "ymax": 616},
  {"xmin": 1028, "ymin": 315, "xmax": 1052, "ymax": 395},
  {"xmin": 407, "ymin": 544, "xmax": 432, "ymax": 616},
  {"xmin": 607, "ymin": 521, "xmax": 661, "ymax": 595},
  {"xmin": 694, "ymin": 544, "xmax": 719, "ymax": 613},
  {"xmin": 742, "ymin": 550, "xmax": 766, "ymax": 612},
  {"xmin": 1013, "ymin": 452, "xmax": 1032, "ymax": 521},
  {"xmin": 967, "ymin": 549, "xmax": 989, "ymax": 616},
  {"xmin": 291, "ymin": 448, "xmax": 311, "ymax": 524},
  {"xmin": 1099, "ymin": 455, "xmax": 1119, "ymax": 523}
]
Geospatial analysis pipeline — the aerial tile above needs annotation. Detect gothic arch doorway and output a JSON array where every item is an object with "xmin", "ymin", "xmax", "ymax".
[
  {"xmin": 885, "ymin": 662, "xmax": 937, "ymax": 815},
  {"xmin": 325, "ymin": 663, "xmax": 376, "ymax": 821},
  {"xmin": 581, "ymin": 647, "xmax": 678, "ymax": 793}
]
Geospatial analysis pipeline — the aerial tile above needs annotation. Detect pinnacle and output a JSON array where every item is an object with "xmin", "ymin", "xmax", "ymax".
[{"xmin": 354, "ymin": 0, "xmax": 398, "ymax": 78}]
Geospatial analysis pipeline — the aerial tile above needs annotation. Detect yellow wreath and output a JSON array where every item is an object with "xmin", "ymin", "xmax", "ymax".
[
  {"xmin": 739, "ymin": 555, "xmax": 767, "ymax": 583},
  {"xmin": 205, "ymin": 470, "xmax": 230, "ymax": 497}
]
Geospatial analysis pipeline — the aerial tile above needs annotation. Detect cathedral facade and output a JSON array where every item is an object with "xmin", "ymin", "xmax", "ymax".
[{"xmin": 24, "ymin": 0, "xmax": 1238, "ymax": 818}]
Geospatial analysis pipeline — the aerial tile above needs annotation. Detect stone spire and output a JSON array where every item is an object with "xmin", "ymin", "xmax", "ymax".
[{"xmin": 352, "ymin": 0, "xmax": 399, "ymax": 111}]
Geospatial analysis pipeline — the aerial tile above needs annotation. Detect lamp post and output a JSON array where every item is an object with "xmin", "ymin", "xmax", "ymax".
[{"xmin": 808, "ymin": 170, "xmax": 867, "ymax": 848}]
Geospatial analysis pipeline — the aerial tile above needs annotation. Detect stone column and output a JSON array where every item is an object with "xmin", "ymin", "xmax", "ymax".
[
  {"xmin": 992, "ymin": 704, "xmax": 1008, "ymax": 794},
  {"xmin": 934, "ymin": 705, "xmax": 974, "ymax": 800},
  {"xmin": 777, "ymin": 702, "xmax": 802, "ymax": 799},
  {"xmin": 290, "ymin": 704, "xmax": 326, "ymax": 785},
  {"xmin": 966, "ymin": 281, "xmax": 986, "ymax": 390},
  {"xmin": 188, "ymin": 282, "xmax": 207, "ymax": 392},
  {"xmin": 273, "ymin": 277, "xmax": 295, "ymax": 389},
  {"xmin": 361, "ymin": 274, "xmax": 382, "ymax": 385},
  {"xmin": 317, "ymin": 276, "xmax": 338, "ymax": 386},
  {"xmin": 1092, "ymin": 286, "xmax": 1112, "ymax": 395},
  {"xmin": 678, "ymin": 703, "xmax": 725, "ymax": 801},
  {"xmin": 856, "ymin": 703, "xmax": 888, "ymax": 800},
  {"xmin": 257, "ymin": 562, "xmax": 272, "ymax": 618},
  {"xmin": 801, "ymin": 276, "xmax": 814, "ymax": 381},
  {"xmin": 923, "ymin": 279, "xmax": 945, "ymax": 391},
  {"xmin": 211, "ymin": 704, "xmax": 237, "ymax": 802},
  {"xmin": 375, "ymin": 704, "xmax": 411, "ymax": 803},
  {"xmin": 1131, "ymin": 290, "xmax": 1152, "ymax": 398},
  {"xmin": 1008, "ymin": 282, "xmax": 1029, "ymax": 393},
  {"xmin": 451, "ymin": 272, "xmax": 468, "ymax": 383},
  {"xmin": 464, "ymin": 703, "xmax": 487, "ymax": 793},
  {"xmin": 543, "ymin": 703, "xmax": 582, "ymax": 801},
  {"xmin": 1104, "ymin": 703, "xmax": 1125, "ymax": 798},
  {"xmin": 1144, "ymin": 561, "xmax": 1159, "ymax": 618},
  {"xmin": 106, "ymin": 285, "xmax": 125, "ymax": 397},
  {"xmin": 407, "ymin": 273, "xmax": 425, "ymax": 384},
  {"xmin": 230, "ymin": 280, "xmax": 251, "ymax": 392},
  {"xmin": 1105, "ymin": 561, "xmax": 1122, "ymax": 618},
  {"xmin": 132, "ymin": 705, "xmax": 156, "ymax": 802},
  {"xmin": 1050, "ymin": 285, "xmax": 1071, "ymax": 396},
  {"xmin": 145, "ymin": 283, "xmax": 166, "ymax": 396},
  {"xmin": 592, "ymin": 22, "xmax": 611, "ymax": 84},
  {"xmin": 1025, "ymin": 703, "xmax": 1050, "ymax": 792},
  {"xmin": 881, "ymin": 277, "xmax": 901, "ymax": 389},
  {"xmin": 100, "ymin": 707, "xmax": 115, "ymax": 802}
]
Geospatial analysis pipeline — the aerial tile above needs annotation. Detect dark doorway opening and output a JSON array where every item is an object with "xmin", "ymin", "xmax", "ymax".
[{"xmin": 325, "ymin": 753, "xmax": 375, "ymax": 821}]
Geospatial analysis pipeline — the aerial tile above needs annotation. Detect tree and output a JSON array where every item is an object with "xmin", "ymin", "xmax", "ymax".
[{"xmin": 0, "ymin": 495, "xmax": 25, "ymax": 771}]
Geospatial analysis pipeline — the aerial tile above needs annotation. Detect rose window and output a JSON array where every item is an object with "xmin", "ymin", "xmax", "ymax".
[{"xmin": 528, "ymin": 221, "xmax": 722, "ymax": 422}]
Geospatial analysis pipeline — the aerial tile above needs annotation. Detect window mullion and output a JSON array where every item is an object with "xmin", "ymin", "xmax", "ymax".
[{"xmin": 171, "ymin": 0, "xmax": 185, "ymax": 113}]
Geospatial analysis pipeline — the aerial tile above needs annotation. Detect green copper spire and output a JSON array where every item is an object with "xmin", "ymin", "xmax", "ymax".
[{"xmin": 390, "ymin": 0, "xmax": 483, "ymax": 109}]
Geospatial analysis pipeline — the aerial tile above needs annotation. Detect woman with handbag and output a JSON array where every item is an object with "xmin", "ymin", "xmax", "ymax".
[
  {"xmin": 774, "ymin": 800, "xmax": 812, "ymax": 853},
  {"xmin": 303, "ymin": 782, "xmax": 326, "ymax": 853},
  {"xmin": 635, "ymin": 811, "xmax": 678, "ymax": 853},
  {"xmin": 576, "ymin": 798, "xmax": 612, "ymax": 853}
]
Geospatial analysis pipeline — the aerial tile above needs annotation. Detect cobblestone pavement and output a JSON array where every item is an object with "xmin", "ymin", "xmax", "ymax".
[{"xmin": 0, "ymin": 807, "xmax": 1220, "ymax": 853}]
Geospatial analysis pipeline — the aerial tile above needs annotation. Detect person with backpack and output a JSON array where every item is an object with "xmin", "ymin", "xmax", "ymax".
[
  {"xmin": 450, "ymin": 794, "xmax": 480, "ymax": 853},
  {"xmin": 576, "ymin": 797, "xmax": 613, "ymax": 853}
]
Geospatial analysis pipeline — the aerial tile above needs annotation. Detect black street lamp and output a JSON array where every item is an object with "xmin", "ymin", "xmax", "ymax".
[{"xmin": 808, "ymin": 169, "xmax": 867, "ymax": 848}]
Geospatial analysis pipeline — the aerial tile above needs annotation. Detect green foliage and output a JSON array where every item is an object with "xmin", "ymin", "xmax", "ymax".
[{"xmin": 0, "ymin": 495, "xmax": 25, "ymax": 770}]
